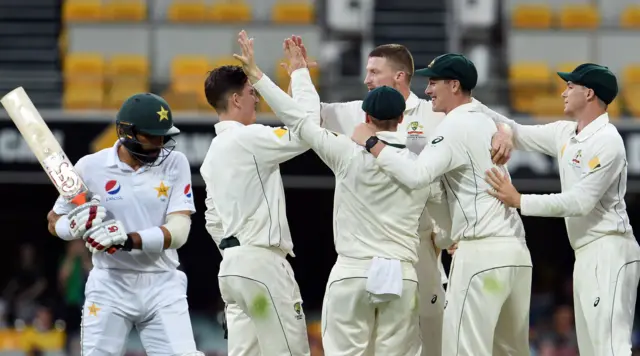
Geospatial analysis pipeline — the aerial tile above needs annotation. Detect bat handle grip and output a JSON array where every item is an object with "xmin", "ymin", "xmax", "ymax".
[{"xmin": 107, "ymin": 245, "xmax": 123, "ymax": 254}]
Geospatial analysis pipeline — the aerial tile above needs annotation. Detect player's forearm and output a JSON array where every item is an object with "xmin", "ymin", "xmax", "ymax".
[
  {"xmin": 254, "ymin": 73, "xmax": 307, "ymax": 130},
  {"xmin": 47, "ymin": 210, "xmax": 61, "ymax": 237},
  {"xmin": 125, "ymin": 227, "xmax": 171, "ymax": 250},
  {"xmin": 374, "ymin": 145, "xmax": 437, "ymax": 190},
  {"xmin": 129, "ymin": 213, "xmax": 191, "ymax": 251},
  {"xmin": 520, "ymin": 192, "xmax": 592, "ymax": 217}
]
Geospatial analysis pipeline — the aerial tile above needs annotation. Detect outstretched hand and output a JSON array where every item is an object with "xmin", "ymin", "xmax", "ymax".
[
  {"xmin": 280, "ymin": 35, "xmax": 318, "ymax": 75},
  {"xmin": 232, "ymin": 30, "xmax": 262, "ymax": 82}
]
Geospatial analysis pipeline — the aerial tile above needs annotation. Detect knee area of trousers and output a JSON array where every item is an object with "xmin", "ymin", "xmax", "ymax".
[{"xmin": 177, "ymin": 352, "xmax": 205, "ymax": 356}]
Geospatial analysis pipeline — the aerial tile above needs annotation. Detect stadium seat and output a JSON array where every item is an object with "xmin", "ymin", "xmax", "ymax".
[
  {"xmin": 211, "ymin": 56, "xmax": 239, "ymax": 69},
  {"xmin": 105, "ymin": 81, "xmax": 150, "ymax": 109},
  {"xmin": 272, "ymin": 0, "xmax": 315, "ymax": 24},
  {"xmin": 63, "ymin": 85, "xmax": 105, "ymax": 110},
  {"xmin": 508, "ymin": 62, "xmax": 552, "ymax": 113},
  {"xmin": 103, "ymin": 0, "xmax": 147, "ymax": 22},
  {"xmin": 558, "ymin": 5, "xmax": 599, "ymax": 29},
  {"xmin": 170, "ymin": 56, "xmax": 211, "ymax": 94},
  {"xmin": 511, "ymin": 4, "xmax": 552, "ymax": 29},
  {"xmin": 62, "ymin": 0, "xmax": 102, "ymax": 22},
  {"xmin": 258, "ymin": 98, "xmax": 273, "ymax": 113},
  {"xmin": 530, "ymin": 94, "xmax": 565, "ymax": 118},
  {"xmin": 162, "ymin": 89, "xmax": 200, "ymax": 111},
  {"xmin": 107, "ymin": 55, "xmax": 149, "ymax": 81},
  {"xmin": 167, "ymin": 0, "xmax": 206, "ymax": 22},
  {"xmin": 63, "ymin": 53, "xmax": 105, "ymax": 88},
  {"xmin": 621, "ymin": 5, "xmax": 640, "ymax": 28},
  {"xmin": 208, "ymin": 0, "xmax": 252, "ymax": 22},
  {"xmin": 607, "ymin": 99, "xmax": 621, "ymax": 119},
  {"xmin": 623, "ymin": 64, "xmax": 640, "ymax": 86}
]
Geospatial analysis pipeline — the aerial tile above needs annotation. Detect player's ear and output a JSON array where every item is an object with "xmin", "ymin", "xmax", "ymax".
[
  {"xmin": 364, "ymin": 114, "xmax": 371, "ymax": 124},
  {"xmin": 585, "ymin": 88, "xmax": 596, "ymax": 102},
  {"xmin": 230, "ymin": 92, "xmax": 241, "ymax": 109}
]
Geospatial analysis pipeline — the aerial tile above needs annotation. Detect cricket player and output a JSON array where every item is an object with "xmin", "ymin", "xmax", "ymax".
[
  {"xmin": 199, "ymin": 30, "xmax": 315, "ymax": 356},
  {"xmin": 240, "ymin": 37, "xmax": 435, "ymax": 354},
  {"xmin": 352, "ymin": 53, "xmax": 533, "ymax": 356},
  {"xmin": 486, "ymin": 63, "xmax": 640, "ymax": 356},
  {"xmin": 45, "ymin": 93, "xmax": 202, "ymax": 355}
]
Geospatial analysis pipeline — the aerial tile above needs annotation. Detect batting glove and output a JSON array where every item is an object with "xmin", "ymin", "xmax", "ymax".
[
  {"xmin": 83, "ymin": 220, "xmax": 128, "ymax": 253},
  {"xmin": 67, "ymin": 195, "xmax": 107, "ymax": 239}
]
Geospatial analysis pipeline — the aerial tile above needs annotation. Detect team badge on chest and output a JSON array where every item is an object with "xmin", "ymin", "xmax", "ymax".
[
  {"xmin": 154, "ymin": 181, "xmax": 170, "ymax": 201},
  {"xmin": 569, "ymin": 149, "xmax": 583, "ymax": 168}
]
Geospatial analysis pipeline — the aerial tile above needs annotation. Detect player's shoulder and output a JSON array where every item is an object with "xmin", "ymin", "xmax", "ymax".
[
  {"xmin": 321, "ymin": 100, "xmax": 363, "ymax": 112},
  {"xmin": 242, "ymin": 123, "xmax": 290, "ymax": 140},
  {"xmin": 597, "ymin": 123, "xmax": 626, "ymax": 152},
  {"xmin": 75, "ymin": 147, "xmax": 112, "ymax": 170}
]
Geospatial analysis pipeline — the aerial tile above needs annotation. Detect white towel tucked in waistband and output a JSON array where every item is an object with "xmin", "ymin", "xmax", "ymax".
[{"xmin": 366, "ymin": 257, "xmax": 403, "ymax": 304}]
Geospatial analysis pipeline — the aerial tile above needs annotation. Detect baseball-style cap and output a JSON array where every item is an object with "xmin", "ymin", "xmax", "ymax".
[
  {"xmin": 361, "ymin": 86, "xmax": 406, "ymax": 120},
  {"xmin": 415, "ymin": 53, "xmax": 478, "ymax": 91},
  {"xmin": 116, "ymin": 93, "xmax": 180, "ymax": 136},
  {"xmin": 557, "ymin": 63, "xmax": 618, "ymax": 104}
]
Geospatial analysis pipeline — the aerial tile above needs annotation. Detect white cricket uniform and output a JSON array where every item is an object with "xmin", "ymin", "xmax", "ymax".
[
  {"xmin": 320, "ymin": 92, "xmax": 449, "ymax": 355},
  {"xmin": 495, "ymin": 113, "xmax": 640, "ymax": 356},
  {"xmin": 200, "ymin": 101, "xmax": 319, "ymax": 356},
  {"xmin": 259, "ymin": 68, "xmax": 452, "ymax": 355},
  {"xmin": 52, "ymin": 140, "xmax": 197, "ymax": 356},
  {"xmin": 375, "ymin": 102, "xmax": 533, "ymax": 356}
]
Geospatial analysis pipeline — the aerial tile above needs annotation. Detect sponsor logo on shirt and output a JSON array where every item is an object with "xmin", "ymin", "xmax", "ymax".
[
  {"xmin": 407, "ymin": 121, "xmax": 424, "ymax": 135},
  {"xmin": 105, "ymin": 180, "xmax": 123, "ymax": 201},
  {"xmin": 184, "ymin": 184, "xmax": 192, "ymax": 198}
]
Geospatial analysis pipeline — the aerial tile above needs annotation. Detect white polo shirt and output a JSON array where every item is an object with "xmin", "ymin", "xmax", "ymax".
[
  {"xmin": 53, "ymin": 140, "xmax": 196, "ymax": 272},
  {"xmin": 494, "ymin": 113, "xmax": 634, "ymax": 250},
  {"xmin": 375, "ymin": 102, "xmax": 526, "ymax": 243}
]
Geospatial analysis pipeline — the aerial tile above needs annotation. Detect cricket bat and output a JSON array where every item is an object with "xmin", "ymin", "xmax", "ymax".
[{"xmin": 0, "ymin": 87, "xmax": 119, "ymax": 253}]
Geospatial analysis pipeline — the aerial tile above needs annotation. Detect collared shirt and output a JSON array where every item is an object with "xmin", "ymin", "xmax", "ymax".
[
  {"xmin": 494, "ymin": 113, "xmax": 633, "ymax": 249},
  {"xmin": 199, "ymin": 104, "xmax": 316, "ymax": 257},
  {"xmin": 254, "ymin": 69, "xmax": 442, "ymax": 264},
  {"xmin": 376, "ymin": 102, "xmax": 526, "ymax": 243},
  {"xmin": 52, "ymin": 140, "xmax": 196, "ymax": 272}
]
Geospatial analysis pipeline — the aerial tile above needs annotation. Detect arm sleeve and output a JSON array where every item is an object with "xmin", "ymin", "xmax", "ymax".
[
  {"xmin": 166, "ymin": 152, "xmax": 196, "ymax": 215},
  {"xmin": 520, "ymin": 139, "xmax": 626, "ymax": 217},
  {"xmin": 376, "ymin": 123, "xmax": 466, "ymax": 190},
  {"xmin": 426, "ymin": 180, "xmax": 454, "ymax": 248},
  {"xmin": 473, "ymin": 100, "xmax": 569, "ymax": 157},
  {"xmin": 254, "ymin": 70, "xmax": 353, "ymax": 174},
  {"xmin": 320, "ymin": 101, "xmax": 365, "ymax": 135},
  {"xmin": 52, "ymin": 156, "xmax": 89, "ymax": 214}
]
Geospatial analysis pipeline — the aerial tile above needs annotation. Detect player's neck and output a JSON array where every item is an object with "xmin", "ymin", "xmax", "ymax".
[
  {"xmin": 218, "ymin": 111, "xmax": 246, "ymax": 125},
  {"xmin": 398, "ymin": 86, "xmax": 411, "ymax": 101},
  {"xmin": 574, "ymin": 106, "xmax": 606, "ymax": 134},
  {"xmin": 117, "ymin": 145, "xmax": 142, "ymax": 171}
]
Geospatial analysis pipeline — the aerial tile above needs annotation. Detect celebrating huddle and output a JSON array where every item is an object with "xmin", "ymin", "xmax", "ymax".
[{"xmin": 44, "ymin": 29, "xmax": 640, "ymax": 356}]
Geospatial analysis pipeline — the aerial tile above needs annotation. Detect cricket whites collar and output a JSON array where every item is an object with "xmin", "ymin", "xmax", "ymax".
[{"xmin": 573, "ymin": 113, "xmax": 609, "ymax": 143}]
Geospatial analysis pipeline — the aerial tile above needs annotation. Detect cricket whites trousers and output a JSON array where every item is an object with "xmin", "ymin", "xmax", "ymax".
[
  {"xmin": 443, "ymin": 237, "xmax": 532, "ymax": 356},
  {"xmin": 572, "ymin": 235, "xmax": 640, "ymax": 356},
  {"xmin": 218, "ymin": 244, "xmax": 310, "ymax": 356},
  {"xmin": 81, "ymin": 268, "xmax": 198, "ymax": 355},
  {"xmin": 321, "ymin": 255, "xmax": 422, "ymax": 356}
]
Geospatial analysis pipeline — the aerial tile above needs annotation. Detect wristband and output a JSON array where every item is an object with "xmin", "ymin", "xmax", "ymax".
[
  {"xmin": 138, "ymin": 227, "xmax": 165, "ymax": 253},
  {"xmin": 122, "ymin": 235, "xmax": 134, "ymax": 252},
  {"xmin": 55, "ymin": 216, "xmax": 74, "ymax": 241}
]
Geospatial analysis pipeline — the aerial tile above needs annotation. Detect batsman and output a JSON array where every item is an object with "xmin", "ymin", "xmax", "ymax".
[{"xmin": 46, "ymin": 93, "xmax": 203, "ymax": 356}]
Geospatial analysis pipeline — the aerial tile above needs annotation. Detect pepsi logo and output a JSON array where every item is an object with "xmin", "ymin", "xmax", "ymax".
[
  {"xmin": 184, "ymin": 184, "xmax": 192, "ymax": 198},
  {"xmin": 105, "ymin": 180, "xmax": 121, "ymax": 195}
]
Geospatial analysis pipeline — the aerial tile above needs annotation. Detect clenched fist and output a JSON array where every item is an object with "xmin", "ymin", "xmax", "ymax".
[{"xmin": 67, "ymin": 195, "xmax": 107, "ymax": 239}]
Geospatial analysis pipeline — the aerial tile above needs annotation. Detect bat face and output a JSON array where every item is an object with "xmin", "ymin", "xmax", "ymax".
[{"xmin": 1, "ymin": 87, "xmax": 89, "ymax": 204}]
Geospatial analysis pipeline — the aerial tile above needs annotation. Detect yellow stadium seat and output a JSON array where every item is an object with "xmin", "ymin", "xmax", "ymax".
[
  {"xmin": 624, "ymin": 87, "xmax": 640, "ymax": 117},
  {"xmin": 162, "ymin": 89, "xmax": 199, "ymax": 111},
  {"xmin": 258, "ymin": 98, "xmax": 273, "ymax": 113},
  {"xmin": 211, "ymin": 56, "xmax": 239, "ymax": 69},
  {"xmin": 621, "ymin": 5, "xmax": 640, "ymax": 28},
  {"xmin": 167, "ymin": 0, "xmax": 206, "ymax": 22},
  {"xmin": 272, "ymin": 0, "xmax": 314, "ymax": 24},
  {"xmin": 107, "ymin": 55, "xmax": 149, "ymax": 80},
  {"xmin": 509, "ymin": 62, "xmax": 553, "ymax": 113},
  {"xmin": 559, "ymin": 5, "xmax": 599, "ymax": 29},
  {"xmin": 103, "ymin": 0, "xmax": 147, "ymax": 22},
  {"xmin": 63, "ymin": 0, "xmax": 102, "ymax": 22},
  {"xmin": 530, "ymin": 94, "xmax": 565, "ymax": 119},
  {"xmin": 511, "ymin": 4, "xmax": 552, "ymax": 29},
  {"xmin": 105, "ymin": 81, "xmax": 150, "ymax": 109},
  {"xmin": 171, "ymin": 56, "xmax": 210, "ymax": 93},
  {"xmin": 623, "ymin": 64, "xmax": 640, "ymax": 85},
  {"xmin": 64, "ymin": 53, "xmax": 105, "ymax": 87},
  {"xmin": 607, "ymin": 99, "xmax": 621, "ymax": 119},
  {"xmin": 208, "ymin": 0, "xmax": 252, "ymax": 22},
  {"xmin": 63, "ymin": 86, "xmax": 105, "ymax": 110}
]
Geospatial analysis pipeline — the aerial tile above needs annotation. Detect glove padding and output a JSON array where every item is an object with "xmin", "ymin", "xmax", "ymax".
[
  {"xmin": 67, "ymin": 195, "xmax": 107, "ymax": 239},
  {"xmin": 83, "ymin": 220, "xmax": 127, "ymax": 253}
]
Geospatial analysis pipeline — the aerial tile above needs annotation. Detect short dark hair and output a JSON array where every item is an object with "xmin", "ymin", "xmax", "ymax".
[
  {"xmin": 204, "ymin": 65, "xmax": 248, "ymax": 112},
  {"xmin": 368, "ymin": 44, "xmax": 414, "ymax": 83},
  {"xmin": 370, "ymin": 117, "xmax": 401, "ymax": 131}
]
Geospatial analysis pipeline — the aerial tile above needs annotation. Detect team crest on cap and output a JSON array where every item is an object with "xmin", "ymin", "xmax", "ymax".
[
  {"xmin": 105, "ymin": 180, "xmax": 121, "ymax": 195},
  {"xmin": 184, "ymin": 184, "xmax": 192, "ymax": 198}
]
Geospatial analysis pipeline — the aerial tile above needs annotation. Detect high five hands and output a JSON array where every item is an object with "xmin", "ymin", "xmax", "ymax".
[
  {"xmin": 232, "ymin": 30, "xmax": 262, "ymax": 82},
  {"xmin": 280, "ymin": 35, "xmax": 318, "ymax": 75}
]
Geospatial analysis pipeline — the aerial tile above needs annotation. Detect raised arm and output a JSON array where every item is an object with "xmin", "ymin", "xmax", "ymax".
[
  {"xmin": 474, "ymin": 100, "xmax": 572, "ymax": 157},
  {"xmin": 520, "ymin": 138, "xmax": 626, "ymax": 217}
]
